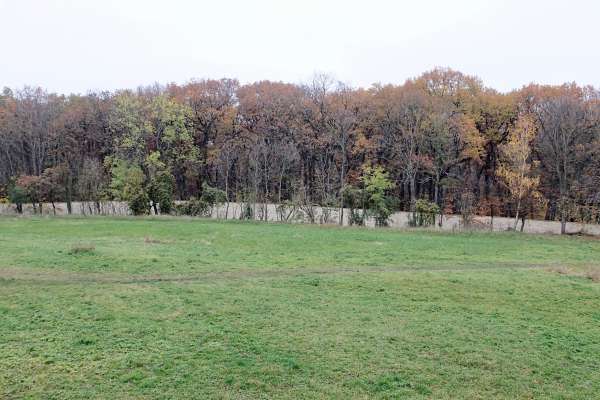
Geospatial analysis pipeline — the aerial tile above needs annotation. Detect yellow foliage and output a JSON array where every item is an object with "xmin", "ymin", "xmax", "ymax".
[{"xmin": 497, "ymin": 114, "xmax": 542, "ymax": 223}]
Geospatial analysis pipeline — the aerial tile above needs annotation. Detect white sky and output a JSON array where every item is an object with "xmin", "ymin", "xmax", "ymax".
[{"xmin": 1, "ymin": 0, "xmax": 599, "ymax": 94}]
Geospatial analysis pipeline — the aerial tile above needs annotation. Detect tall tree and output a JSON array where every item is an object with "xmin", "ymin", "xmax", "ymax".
[
  {"xmin": 497, "ymin": 114, "xmax": 540, "ymax": 230},
  {"xmin": 533, "ymin": 86, "xmax": 598, "ymax": 233}
]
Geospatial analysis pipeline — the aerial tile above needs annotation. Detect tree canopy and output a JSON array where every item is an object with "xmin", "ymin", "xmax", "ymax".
[{"xmin": 1, "ymin": 69, "xmax": 599, "ymax": 231}]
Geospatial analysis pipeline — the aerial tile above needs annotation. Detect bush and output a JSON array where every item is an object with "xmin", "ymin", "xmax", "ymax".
[
  {"xmin": 200, "ymin": 183, "xmax": 227, "ymax": 205},
  {"xmin": 361, "ymin": 165, "xmax": 395, "ymax": 227},
  {"xmin": 188, "ymin": 198, "xmax": 211, "ymax": 216},
  {"xmin": 148, "ymin": 171, "xmax": 175, "ymax": 214},
  {"xmin": 411, "ymin": 199, "xmax": 440, "ymax": 227},
  {"xmin": 175, "ymin": 184, "xmax": 227, "ymax": 217},
  {"xmin": 175, "ymin": 198, "xmax": 210, "ymax": 216},
  {"xmin": 128, "ymin": 190, "xmax": 150, "ymax": 216},
  {"xmin": 343, "ymin": 185, "xmax": 366, "ymax": 226},
  {"xmin": 8, "ymin": 182, "xmax": 28, "ymax": 213},
  {"xmin": 348, "ymin": 209, "xmax": 366, "ymax": 226}
]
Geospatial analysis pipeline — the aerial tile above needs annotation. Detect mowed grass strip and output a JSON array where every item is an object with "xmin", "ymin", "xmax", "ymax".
[{"xmin": 1, "ymin": 216, "xmax": 600, "ymax": 399}]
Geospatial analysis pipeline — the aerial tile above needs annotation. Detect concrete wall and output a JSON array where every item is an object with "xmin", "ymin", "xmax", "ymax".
[{"xmin": 1, "ymin": 201, "xmax": 599, "ymax": 236}]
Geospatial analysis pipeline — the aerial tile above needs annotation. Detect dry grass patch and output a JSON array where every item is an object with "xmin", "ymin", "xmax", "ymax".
[
  {"xmin": 69, "ymin": 243, "xmax": 95, "ymax": 254},
  {"xmin": 584, "ymin": 269, "xmax": 600, "ymax": 282},
  {"xmin": 144, "ymin": 236, "xmax": 174, "ymax": 244},
  {"xmin": 548, "ymin": 265, "xmax": 571, "ymax": 275},
  {"xmin": 548, "ymin": 265, "xmax": 600, "ymax": 282}
]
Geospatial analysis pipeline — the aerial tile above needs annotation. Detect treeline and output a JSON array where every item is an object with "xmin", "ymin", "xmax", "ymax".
[{"xmin": 1, "ymin": 68, "xmax": 599, "ymax": 232}]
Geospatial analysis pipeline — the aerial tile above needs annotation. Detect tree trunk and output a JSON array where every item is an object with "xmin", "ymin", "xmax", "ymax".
[
  {"xmin": 434, "ymin": 173, "xmax": 440, "ymax": 206},
  {"xmin": 410, "ymin": 175, "xmax": 417, "ymax": 211},
  {"xmin": 513, "ymin": 197, "xmax": 521, "ymax": 231},
  {"xmin": 339, "ymin": 147, "xmax": 346, "ymax": 226},
  {"xmin": 66, "ymin": 173, "xmax": 73, "ymax": 215},
  {"xmin": 560, "ymin": 192, "xmax": 567, "ymax": 235}
]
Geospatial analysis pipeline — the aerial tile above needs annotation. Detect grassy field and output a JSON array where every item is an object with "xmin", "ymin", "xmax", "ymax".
[{"xmin": 1, "ymin": 216, "xmax": 600, "ymax": 399}]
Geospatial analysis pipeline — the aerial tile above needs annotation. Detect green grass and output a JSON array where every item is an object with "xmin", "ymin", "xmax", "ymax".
[{"xmin": 1, "ymin": 216, "xmax": 599, "ymax": 399}]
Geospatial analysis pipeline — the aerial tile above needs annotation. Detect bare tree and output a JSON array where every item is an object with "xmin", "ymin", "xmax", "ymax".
[{"xmin": 535, "ymin": 93, "xmax": 597, "ymax": 233}]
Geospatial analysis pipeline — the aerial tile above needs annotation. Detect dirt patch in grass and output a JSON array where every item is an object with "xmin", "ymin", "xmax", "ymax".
[
  {"xmin": 144, "ymin": 236, "xmax": 174, "ymax": 244},
  {"xmin": 1, "ymin": 263, "xmax": 555, "ymax": 286},
  {"xmin": 584, "ymin": 269, "xmax": 600, "ymax": 282},
  {"xmin": 548, "ymin": 266, "xmax": 600, "ymax": 282}
]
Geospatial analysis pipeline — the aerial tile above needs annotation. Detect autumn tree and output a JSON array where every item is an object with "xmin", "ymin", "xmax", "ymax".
[
  {"xmin": 38, "ymin": 166, "xmax": 67, "ymax": 214},
  {"xmin": 170, "ymin": 79, "xmax": 238, "ymax": 194},
  {"xmin": 497, "ymin": 114, "xmax": 541, "ymax": 230},
  {"xmin": 374, "ymin": 82, "xmax": 429, "ymax": 211},
  {"xmin": 1, "ymin": 69, "xmax": 600, "ymax": 229},
  {"xmin": 77, "ymin": 158, "xmax": 106, "ymax": 213},
  {"xmin": 533, "ymin": 86, "xmax": 598, "ymax": 233}
]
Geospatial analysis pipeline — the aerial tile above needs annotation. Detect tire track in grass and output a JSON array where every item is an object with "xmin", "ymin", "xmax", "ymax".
[{"xmin": 0, "ymin": 262, "xmax": 582, "ymax": 285}]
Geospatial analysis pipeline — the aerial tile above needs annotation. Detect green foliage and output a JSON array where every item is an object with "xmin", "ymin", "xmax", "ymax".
[
  {"xmin": 148, "ymin": 171, "xmax": 175, "ymax": 214},
  {"xmin": 128, "ymin": 189, "xmax": 150, "ymax": 216},
  {"xmin": 106, "ymin": 158, "xmax": 148, "ymax": 215},
  {"xmin": 175, "ymin": 197, "xmax": 210, "ymax": 216},
  {"xmin": 343, "ymin": 185, "xmax": 367, "ymax": 226},
  {"xmin": 361, "ymin": 165, "xmax": 395, "ymax": 226},
  {"xmin": 175, "ymin": 184, "xmax": 226, "ymax": 217},
  {"xmin": 109, "ymin": 94, "xmax": 149, "ymax": 163},
  {"xmin": 8, "ymin": 182, "xmax": 28, "ymax": 208},
  {"xmin": 107, "ymin": 158, "xmax": 144, "ymax": 200},
  {"xmin": 200, "ymin": 182, "xmax": 227, "ymax": 205},
  {"xmin": 10, "ymin": 176, "xmax": 43, "ymax": 213},
  {"xmin": 411, "ymin": 199, "xmax": 441, "ymax": 227}
]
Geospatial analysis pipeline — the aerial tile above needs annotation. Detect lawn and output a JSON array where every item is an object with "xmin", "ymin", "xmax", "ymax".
[{"xmin": 1, "ymin": 216, "xmax": 600, "ymax": 399}]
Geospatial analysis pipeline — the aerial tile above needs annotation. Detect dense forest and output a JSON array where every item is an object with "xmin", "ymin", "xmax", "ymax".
[{"xmin": 1, "ymin": 68, "xmax": 599, "ymax": 232}]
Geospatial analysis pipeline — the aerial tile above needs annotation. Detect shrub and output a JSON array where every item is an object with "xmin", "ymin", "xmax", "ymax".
[
  {"xmin": 348, "ymin": 209, "xmax": 366, "ymax": 226},
  {"xmin": 8, "ymin": 181, "xmax": 29, "ymax": 213},
  {"xmin": 174, "ymin": 197, "xmax": 210, "ymax": 216},
  {"xmin": 188, "ymin": 198, "xmax": 211, "ymax": 216},
  {"xmin": 148, "ymin": 171, "xmax": 175, "ymax": 214},
  {"xmin": 361, "ymin": 165, "xmax": 395, "ymax": 227},
  {"xmin": 128, "ymin": 190, "xmax": 150, "ymax": 216},
  {"xmin": 343, "ymin": 185, "xmax": 366, "ymax": 226},
  {"xmin": 175, "ymin": 183, "xmax": 228, "ymax": 217},
  {"xmin": 200, "ymin": 183, "xmax": 227, "ymax": 206},
  {"xmin": 411, "ymin": 199, "xmax": 440, "ymax": 227}
]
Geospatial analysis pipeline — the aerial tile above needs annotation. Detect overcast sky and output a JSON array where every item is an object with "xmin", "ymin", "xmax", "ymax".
[{"xmin": 1, "ymin": 0, "xmax": 599, "ymax": 94}]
